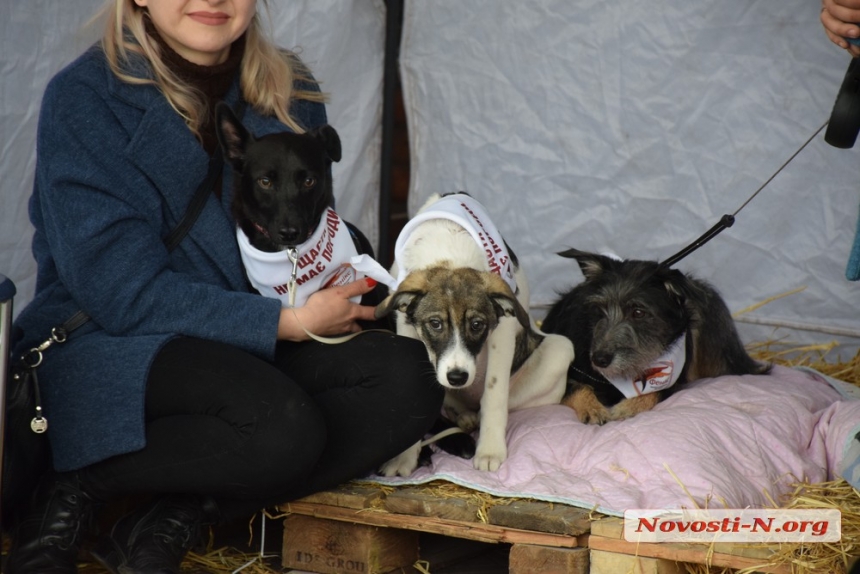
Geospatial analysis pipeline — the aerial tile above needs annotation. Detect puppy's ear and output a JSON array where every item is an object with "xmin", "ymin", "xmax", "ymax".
[
  {"xmin": 215, "ymin": 102, "xmax": 251, "ymax": 169},
  {"xmin": 558, "ymin": 248, "xmax": 611, "ymax": 280},
  {"xmin": 308, "ymin": 124, "xmax": 342, "ymax": 163},
  {"xmin": 374, "ymin": 290, "xmax": 420, "ymax": 319},
  {"xmin": 374, "ymin": 270, "xmax": 428, "ymax": 320},
  {"xmin": 484, "ymin": 273, "xmax": 530, "ymax": 327}
]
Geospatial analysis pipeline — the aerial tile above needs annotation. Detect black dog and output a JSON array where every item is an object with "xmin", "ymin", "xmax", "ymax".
[
  {"xmin": 215, "ymin": 102, "xmax": 372, "ymax": 253},
  {"xmin": 542, "ymin": 248, "xmax": 770, "ymax": 424},
  {"xmin": 215, "ymin": 102, "xmax": 384, "ymax": 313}
]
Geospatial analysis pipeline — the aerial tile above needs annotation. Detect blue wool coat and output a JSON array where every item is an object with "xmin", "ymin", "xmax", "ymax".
[{"xmin": 12, "ymin": 45, "xmax": 326, "ymax": 471}]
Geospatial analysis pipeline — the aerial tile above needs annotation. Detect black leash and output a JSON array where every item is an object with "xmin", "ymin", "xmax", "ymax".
[{"xmin": 659, "ymin": 121, "xmax": 829, "ymax": 269}]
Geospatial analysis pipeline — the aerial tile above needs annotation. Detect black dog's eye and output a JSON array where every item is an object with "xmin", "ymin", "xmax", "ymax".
[
  {"xmin": 303, "ymin": 176, "xmax": 317, "ymax": 189},
  {"xmin": 630, "ymin": 307, "xmax": 647, "ymax": 319},
  {"xmin": 257, "ymin": 177, "xmax": 273, "ymax": 190},
  {"xmin": 469, "ymin": 319, "xmax": 485, "ymax": 333},
  {"xmin": 427, "ymin": 318, "xmax": 443, "ymax": 332}
]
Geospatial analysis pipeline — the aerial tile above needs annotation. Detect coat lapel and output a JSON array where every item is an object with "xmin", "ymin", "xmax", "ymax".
[{"xmin": 108, "ymin": 70, "xmax": 248, "ymax": 290}]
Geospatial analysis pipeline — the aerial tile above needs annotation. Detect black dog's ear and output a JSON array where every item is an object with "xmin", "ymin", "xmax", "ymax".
[
  {"xmin": 308, "ymin": 124, "xmax": 342, "ymax": 163},
  {"xmin": 558, "ymin": 248, "xmax": 611, "ymax": 281},
  {"xmin": 215, "ymin": 102, "xmax": 251, "ymax": 169}
]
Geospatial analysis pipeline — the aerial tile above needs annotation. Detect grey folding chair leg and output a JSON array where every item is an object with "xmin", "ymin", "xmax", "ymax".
[{"xmin": 0, "ymin": 274, "xmax": 18, "ymax": 532}]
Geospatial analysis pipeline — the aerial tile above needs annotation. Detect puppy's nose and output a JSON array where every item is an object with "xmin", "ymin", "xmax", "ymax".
[
  {"xmin": 446, "ymin": 369, "xmax": 469, "ymax": 387},
  {"xmin": 278, "ymin": 227, "xmax": 301, "ymax": 245},
  {"xmin": 591, "ymin": 351, "xmax": 614, "ymax": 369}
]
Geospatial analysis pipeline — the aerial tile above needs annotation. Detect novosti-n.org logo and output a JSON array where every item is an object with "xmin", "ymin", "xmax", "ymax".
[{"xmin": 624, "ymin": 509, "xmax": 841, "ymax": 543}]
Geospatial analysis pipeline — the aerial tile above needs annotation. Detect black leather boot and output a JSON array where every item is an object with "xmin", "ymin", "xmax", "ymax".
[
  {"xmin": 91, "ymin": 495, "xmax": 218, "ymax": 574},
  {"xmin": 4, "ymin": 472, "xmax": 97, "ymax": 574}
]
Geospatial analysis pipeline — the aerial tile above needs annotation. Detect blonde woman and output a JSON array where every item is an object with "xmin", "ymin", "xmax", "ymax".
[{"xmin": 5, "ymin": 1, "xmax": 442, "ymax": 572}]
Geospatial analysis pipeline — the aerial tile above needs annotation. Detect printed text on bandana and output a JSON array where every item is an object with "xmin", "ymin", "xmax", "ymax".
[
  {"xmin": 461, "ymin": 201, "xmax": 508, "ymax": 277},
  {"xmin": 238, "ymin": 206, "xmax": 361, "ymax": 308},
  {"xmin": 273, "ymin": 210, "xmax": 346, "ymax": 295}
]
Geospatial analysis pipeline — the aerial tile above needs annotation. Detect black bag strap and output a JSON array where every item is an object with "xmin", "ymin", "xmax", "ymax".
[
  {"xmin": 164, "ymin": 99, "xmax": 246, "ymax": 251},
  {"xmin": 162, "ymin": 144, "xmax": 223, "ymax": 251}
]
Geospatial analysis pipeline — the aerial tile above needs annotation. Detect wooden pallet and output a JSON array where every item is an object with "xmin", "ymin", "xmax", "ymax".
[{"xmin": 276, "ymin": 483, "xmax": 796, "ymax": 574}]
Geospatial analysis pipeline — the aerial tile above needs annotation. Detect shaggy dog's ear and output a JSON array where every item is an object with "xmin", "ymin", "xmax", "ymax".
[
  {"xmin": 558, "ymin": 248, "xmax": 614, "ymax": 281},
  {"xmin": 308, "ymin": 124, "xmax": 342, "ymax": 163},
  {"xmin": 657, "ymin": 267, "xmax": 692, "ymax": 307},
  {"xmin": 215, "ymin": 102, "xmax": 252, "ymax": 170}
]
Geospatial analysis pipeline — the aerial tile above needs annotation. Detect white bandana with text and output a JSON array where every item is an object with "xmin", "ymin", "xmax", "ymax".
[
  {"xmin": 351, "ymin": 194, "xmax": 516, "ymax": 292},
  {"xmin": 605, "ymin": 334, "xmax": 686, "ymax": 399},
  {"xmin": 237, "ymin": 208, "xmax": 362, "ymax": 308}
]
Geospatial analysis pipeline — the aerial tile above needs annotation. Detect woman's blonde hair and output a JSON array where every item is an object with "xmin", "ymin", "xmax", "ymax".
[{"xmin": 99, "ymin": 0, "xmax": 325, "ymax": 137}]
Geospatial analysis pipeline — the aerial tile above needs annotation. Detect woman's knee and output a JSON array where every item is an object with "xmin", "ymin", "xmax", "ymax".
[
  {"xmin": 245, "ymin": 391, "xmax": 328, "ymax": 465},
  {"xmin": 384, "ymin": 336, "xmax": 444, "ymax": 409},
  {"xmin": 219, "ymin": 399, "xmax": 327, "ymax": 497}
]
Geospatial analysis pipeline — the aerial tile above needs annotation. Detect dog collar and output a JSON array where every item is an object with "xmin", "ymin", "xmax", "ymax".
[
  {"xmin": 236, "ymin": 208, "xmax": 362, "ymax": 308},
  {"xmin": 604, "ymin": 334, "xmax": 686, "ymax": 399}
]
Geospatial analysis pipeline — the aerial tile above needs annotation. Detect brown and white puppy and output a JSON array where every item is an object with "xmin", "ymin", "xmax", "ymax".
[{"xmin": 375, "ymin": 193, "xmax": 574, "ymax": 476}]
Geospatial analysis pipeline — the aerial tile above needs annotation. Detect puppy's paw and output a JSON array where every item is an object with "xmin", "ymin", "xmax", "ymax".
[
  {"xmin": 472, "ymin": 437, "xmax": 507, "ymax": 471},
  {"xmin": 379, "ymin": 442, "xmax": 421, "ymax": 477},
  {"xmin": 562, "ymin": 386, "xmax": 611, "ymax": 425},
  {"xmin": 456, "ymin": 411, "xmax": 480, "ymax": 433}
]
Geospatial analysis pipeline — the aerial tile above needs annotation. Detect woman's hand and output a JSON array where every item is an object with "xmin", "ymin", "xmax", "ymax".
[
  {"xmin": 277, "ymin": 277, "xmax": 380, "ymax": 341},
  {"xmin": 822, "ymin": 0, "xmax": 860, "ymax": 55}
]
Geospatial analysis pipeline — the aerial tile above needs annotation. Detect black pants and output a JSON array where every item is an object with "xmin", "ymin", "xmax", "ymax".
[{"xmin": 78, "ymin": 333, "xmax": 442, "ymax": 519}]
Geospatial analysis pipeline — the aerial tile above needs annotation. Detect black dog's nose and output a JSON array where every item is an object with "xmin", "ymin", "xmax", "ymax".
[
  {"xmin": 591, "ymin": 351, "xmax": 614, "ymax": 369},
  {"xmin": 278, "ymin": 227, "xmax": 301, "ymax": 245},
  {"xmin": 446, "ymin": 369, "xmax": 469, "ymax": 387}
]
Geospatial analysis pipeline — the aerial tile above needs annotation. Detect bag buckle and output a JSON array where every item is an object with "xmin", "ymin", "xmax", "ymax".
[{"xmin": 21, "ymin": 326, "xmax": 69, "ymax": 369}]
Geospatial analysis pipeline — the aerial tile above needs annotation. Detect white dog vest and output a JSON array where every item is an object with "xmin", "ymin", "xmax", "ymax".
[
  {"xmin": 605, "ymin": 334, "xmax": 687, "ymax": 399},
  {"xmin": 352, "ymin": 194, "xmax": 516, "ymax": 292},
  {"xmin": 237, "ymin": 208, "xmax": 362, "ymax": 308}
]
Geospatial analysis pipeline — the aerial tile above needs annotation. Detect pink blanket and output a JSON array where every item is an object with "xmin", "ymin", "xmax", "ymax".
[{"xmin": 368, "ymin": 366, "xmax": 860, "ymax": 516}]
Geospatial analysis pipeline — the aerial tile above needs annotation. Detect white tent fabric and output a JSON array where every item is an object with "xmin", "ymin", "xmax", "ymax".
[
  {"xmin": 400, "ymin": 1, "xmax": 860, "ymax": 356},
  {"xmin": 0, "ymin": 0, "xmax": 384, "ymax": 315}
]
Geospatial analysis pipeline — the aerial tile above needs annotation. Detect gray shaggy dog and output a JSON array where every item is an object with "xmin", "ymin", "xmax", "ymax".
[{"xmin": 541, "ymin": 248, "xmax": 770, "ymax": 424}]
